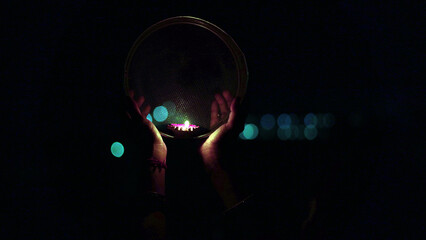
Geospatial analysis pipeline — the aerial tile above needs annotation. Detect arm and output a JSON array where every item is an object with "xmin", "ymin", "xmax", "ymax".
[
  {"xmin": 125, "ymin": 91, "xmax": 167, "ymax": 239},
  {"xmin": 200, "ymin": 91, "xmax": 248, "ymax": 209}
]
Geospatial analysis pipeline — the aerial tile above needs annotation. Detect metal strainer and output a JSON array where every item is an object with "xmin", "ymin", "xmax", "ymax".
[{"xmin": 124, "ymin": 16, "xmax": 248, "ymax": 138}]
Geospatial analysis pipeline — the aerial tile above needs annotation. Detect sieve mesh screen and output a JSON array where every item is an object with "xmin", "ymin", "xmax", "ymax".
[{"xmin": 125, "ymin": 17, "xmax": 246, "ymax": 138}]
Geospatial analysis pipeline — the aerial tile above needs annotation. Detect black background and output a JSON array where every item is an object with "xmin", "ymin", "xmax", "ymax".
[{"xmin": 2, "ymin": 0, "xmax": 424, "ymax": 239}]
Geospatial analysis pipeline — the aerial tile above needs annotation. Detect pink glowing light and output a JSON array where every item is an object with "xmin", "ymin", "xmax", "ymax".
[{"xmin": 168, "ymin": 121, "xmax": 199, "ymax": 132}]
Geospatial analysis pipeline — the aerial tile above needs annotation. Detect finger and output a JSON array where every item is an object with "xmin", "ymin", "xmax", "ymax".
[
  {"xmin": 215, "ymin": 93, "xmax": 229, "ymax": 116},
  {"xmin": 210, "ymin": 100, "xmax": 219, "ymax": 128},
  {"xmin": 125, "ymin": 96, "xmax": 143, "ymax": 121},
  {"xmin": 141, "ymin": 104, "xmax": 151, "ymax": 118},
  {"xmin": 226, "ymin": 97, "xmax": 244, "ymax": 133},
  {"xmin": 222, "ymin": 90, "xmax": 233, "ymax": 107},
  {"xmin": 135, "ymin": 95, "xmax": 145, "ymax": 108}
]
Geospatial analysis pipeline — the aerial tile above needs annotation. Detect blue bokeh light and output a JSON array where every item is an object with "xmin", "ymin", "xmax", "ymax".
[
  {"xmin": 153, "ymin": 106, "xmax": 168, "ymax": 122},
  {"xmin": 277, "ymin": 126, "xmax": 291, "ymax": 140},
  {"xmin": 304, "ymin": 113, "xmax": 318, "ymax": 127},
  {"xmin": 277, "ymin": 114, "xmax": 291, "ymax": 129},
  {"xmin": 260, "ymin": 114, "xmax": 275, "ymax": 130},
  {"xmin": 111, "ymin": 142, "xmax": 124, "ymax": 158},
  {"xmin": 323, "ymin": 113, "xmax": 335, "ymax": 128},
  {"xmin": 239, "ymin": 124, "xmax": 259, "ymax": 140},
  {"xmin": 304, "ymin": 125, "xmax": 318, "ymax": 140}
]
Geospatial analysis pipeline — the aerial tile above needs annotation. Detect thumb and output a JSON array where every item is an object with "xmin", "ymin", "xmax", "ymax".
[{"xmin": 227, "ymin": 97, "xmax": 245, "ymax": 134}]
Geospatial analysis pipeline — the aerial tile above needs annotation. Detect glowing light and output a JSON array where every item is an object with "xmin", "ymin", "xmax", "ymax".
[
  {"xmin": 260, "ymin": 114, "xmax": 275, "ymax": 130},
  {"xmin": 239, "ymin": 124, "xmax": 259, "ymax": 140},
  {"xmin": 111, "ymin": 142, "xmax": 124, "ymax": 158},
  {"xmin": 323, "ymin": 113, "xmax": 335, "ymax": 128},
  {"xmin": 304, "ymin": 113, "xmax": 318, "ymax": 127},
  {"xmin": 304, "ymin": 125, "xmax": 318, "ymax": 140},
  {"xmin": 146, "ymin": 114, "xmax": 153, "ymax": 122},
  {"xmin": 153, "ymin": 106, "xmax": 168, "ymax": 122},
  {"xmin": 277, "ymin": 126, "xmax": 291, "ymax": 140},
  {"xmin": 168, "ymin": 122, "xmax": 199, "ymax": 131},
  {"xmin": 277, "ymin": 114, "xmax": 291, "ymax": 129}
]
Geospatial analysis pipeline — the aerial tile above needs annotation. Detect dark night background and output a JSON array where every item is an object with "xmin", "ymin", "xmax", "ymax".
[{"xmin": 2, "ymin": 1, "xmax": 424, "ymax": 239}]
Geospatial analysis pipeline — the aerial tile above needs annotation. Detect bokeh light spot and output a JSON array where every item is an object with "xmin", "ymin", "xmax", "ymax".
[
  {"xmin": 277, "ymin": 126, "xmax": 291, "ymax": 140},
  {"xmin": 260, "ymin": 114, "xmax": 275, "ymax": 130},
  {"xmin": 277, "ymin": 114, "xmax": 291, "ymax": 129},
  {"xmin": 240, "ymin": 124, "xmax": 259, "ymax": 140},
  {"xmin": 111, "ymin": 142, "xmax": 124, "ymax": 158},
  {"xmin": 146, "ymin": 114, "xmax": 153, "ymax": 122},
  {"xmin": 153, "ymin": 106, "xmax": 168, "ymax": 122},
  {"xmin": 304, "ymin": 125, "xmax": 318, "ymax": 140},
  {"xmin": 323, "ymin": 113, "xmax": 335, "ymax": 128},
  {"xmin": 239, "ymin": 132, "xmax": 246, "ymax": 140},
  {"xmin": 304, "ymin": 113, "xmax": 318, "ymax": 127}
]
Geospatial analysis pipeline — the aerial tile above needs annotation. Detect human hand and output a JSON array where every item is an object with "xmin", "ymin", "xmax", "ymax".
[
  {"xmin": 125, "ymin": 90, "xmax": 167, "ymax": 195},
  {"xmin": 199, "ymin": 90, "xmax": 246, "ymax": 208},
  {"xmin": 200, "ymin": 90, "xmax": 244, "ymax": 170}
]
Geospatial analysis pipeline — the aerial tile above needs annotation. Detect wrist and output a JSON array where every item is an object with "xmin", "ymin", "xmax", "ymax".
[
  {"xmin": 147, "ymin": 158, "xmax": 166, "ymax": 195},
  {"xmin": 200, "ymin": 145, "xmax": 221, "ymax": 172},
  {"xmin": 152, "ymin": 143, "xmax": 167, "ymax": 162},
  {"xmin": 143, "ymin": 145, "xmax": 167, "ymax": 195}
]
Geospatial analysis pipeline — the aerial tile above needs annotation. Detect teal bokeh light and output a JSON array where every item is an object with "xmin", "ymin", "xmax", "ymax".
[
  {"xmin": 323, "ymin": 113, "xmax": 335, "ymax": 128},
  {"xmin": 153, "ymin": 106, "xmax": 168, "ymax": 122},
  {"xmin": 239, "ymin": 124, "xmax": 259, "ymax": 140},
  {"xmin": 277, "ymin": 126, "xmax": 291, "ymax": 140},
  {"xmin": 304, "ymin": 125, "xmax": 318, "ymax": 140},
  {"xmin": 260, "ymin": 114, "xmax": 275, "ymax": 130},
  {"xmin": 111, "ymin": 142, "xmax": 124, "ymax": 158},
  {"xmin": 304, "ymin": 113, "xmax": 318, "ymax": 127},
  {"xmin": 146, "ymin": 114, "xmax": 153, "ymax": 122},
  {"xmin": 277, "ymin": 114, "xmax": 291, "ymax": 129}
]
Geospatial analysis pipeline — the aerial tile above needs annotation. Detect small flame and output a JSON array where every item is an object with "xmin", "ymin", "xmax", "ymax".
[{"xmin": 168, "ymin": 122, "xmax": 199, "ymax": 132}]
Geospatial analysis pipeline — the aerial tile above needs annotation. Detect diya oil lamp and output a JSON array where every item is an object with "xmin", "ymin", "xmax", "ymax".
[{"xmin": 167, "ymin": 120, "xmax": 200, "ymax": 138}]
